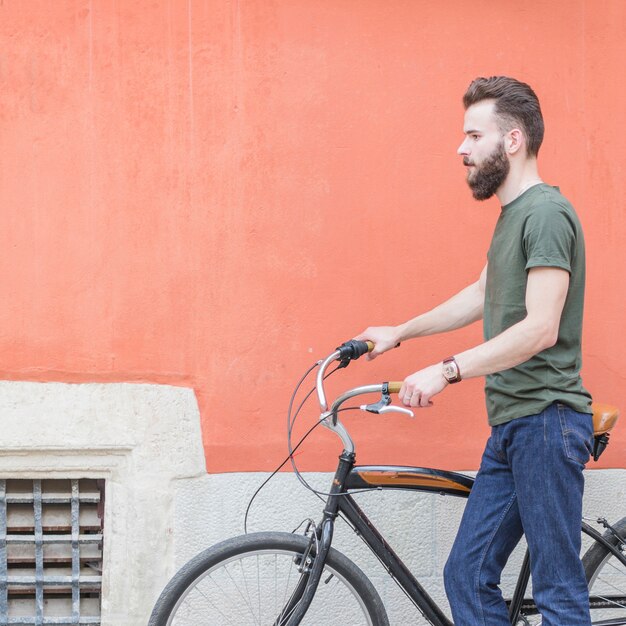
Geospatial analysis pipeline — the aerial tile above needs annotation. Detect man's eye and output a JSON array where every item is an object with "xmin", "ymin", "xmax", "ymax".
[{"xmin": 472, "ymin": 135, "xmax": 480, "ymax": 141}]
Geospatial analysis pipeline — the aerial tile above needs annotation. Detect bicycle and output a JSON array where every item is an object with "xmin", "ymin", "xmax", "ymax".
[{"xmin": 149, "ymin": 340, "xmax": 624, "ymax": 625}]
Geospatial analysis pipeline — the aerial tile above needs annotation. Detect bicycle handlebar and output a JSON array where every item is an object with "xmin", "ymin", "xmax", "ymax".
[
  {"xmin": 314, "ymin": 341, "xmax": 408, "ymax": 453},
  {"xmin": 317, "ymin": 340, "xmax": 374, "ymax": 410},
  {"xmin": 317, "ymin": 340, "xmax": 403, "ymax": 410}
]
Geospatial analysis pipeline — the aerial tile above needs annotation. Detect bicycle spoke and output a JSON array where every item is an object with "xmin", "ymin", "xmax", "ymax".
[
  {"xmin": 593, "ymin": 559, "xmax": 626, "ymax": 609},
  {"xmin": 586, "ymin": 528, "xmax": 626, "ymax": 626},
  {"xmin": 278, "ymin": 553, "xmax": 296, "ymax": 620},
  {"xmin": 229, "ymin": 560, "xmax": 262, "ymax": 625},
  {"xmin": 275, "ymin": 590, "xmax": 298, "ymax": 625},
  {"xmin": 274, "ymin": 555, "xmax": 278, "ymax": 619},
  {"xmin": 604, "ymin": 558, "xmax": 626, "ymax": 577},
  {"xmin": 594, "ymin": 572, "xmax": 626, "ymax": 602},
  {"xmin": 257, "ymin": 555, "xmax": 261, "ymax": 621},
  {"xmin": 187, "ymin": 580, "xmax": 240, "ymax": 626}
]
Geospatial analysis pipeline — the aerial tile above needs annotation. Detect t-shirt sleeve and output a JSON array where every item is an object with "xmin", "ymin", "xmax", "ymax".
[{"xmin": 522, "ymin": 203, "xmax": 576, "ymax": 273}]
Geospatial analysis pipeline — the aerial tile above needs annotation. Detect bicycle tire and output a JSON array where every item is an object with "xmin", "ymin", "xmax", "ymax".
[
  {"xmin": 149, "ymin": 531, "xmax": 390, "ymax": 626},
  {"xmin": 583, "ymin": 516, "xmax": 626, "ymax": 624}
]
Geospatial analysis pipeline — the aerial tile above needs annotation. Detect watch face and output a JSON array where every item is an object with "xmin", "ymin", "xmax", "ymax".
[{"xmin": 443, "ymin": 363, "xmax": 456, "ymax": 380}]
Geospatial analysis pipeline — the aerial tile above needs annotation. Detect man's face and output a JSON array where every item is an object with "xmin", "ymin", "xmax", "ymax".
[{"xmin": 457, "ymin": 100, "xmax": 510, "ymax": 201}]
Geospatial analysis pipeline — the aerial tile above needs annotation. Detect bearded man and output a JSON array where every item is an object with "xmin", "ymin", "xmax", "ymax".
[{"xmin": 356, "ymin": 76, "xmax": 593, "ymax": 625}]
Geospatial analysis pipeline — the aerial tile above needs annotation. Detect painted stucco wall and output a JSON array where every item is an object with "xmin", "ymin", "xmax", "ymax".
[
  {"xmin": 1, "ymin": 4, "xmax": 625, "ymax": 621},
  {"xmin": 0, "ymin": 0, "xmax": 624, "ymax": 475}
]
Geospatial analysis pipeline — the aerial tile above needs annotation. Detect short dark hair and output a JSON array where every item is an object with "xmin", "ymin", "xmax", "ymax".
[{"xmin": 463, "ymin": 76, "xmax": 544, "ymax": 157}]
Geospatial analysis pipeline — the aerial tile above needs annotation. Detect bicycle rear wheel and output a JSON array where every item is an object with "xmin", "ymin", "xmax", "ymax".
[
  {"xmin": 583, "ymin": 516, "xmax": 626, "ymax": 625},
  {"xmin": 149, "ymin": 531, "xmax": 389, "ymax": 626}
]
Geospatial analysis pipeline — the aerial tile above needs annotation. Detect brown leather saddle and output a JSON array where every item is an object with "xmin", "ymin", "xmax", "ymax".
[{"xmin": 591, "ymin": 403, "xmax": 620, "ymax": 460}]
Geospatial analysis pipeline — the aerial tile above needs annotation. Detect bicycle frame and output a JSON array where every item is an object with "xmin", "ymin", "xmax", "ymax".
[
  {"xmin": 308, "ymin": 452, "xmax": 491, "ymax": 626},
  {"xmin": 341, "ymin": 456, "xmax": 471, "ymax": 626},
  {"xmin": 299, "ymin": 453, "xmax": 626, "ymax": 626},
  {"xmin": 283, "ymin": 342, "xmax": 626, "ymax": 625}
]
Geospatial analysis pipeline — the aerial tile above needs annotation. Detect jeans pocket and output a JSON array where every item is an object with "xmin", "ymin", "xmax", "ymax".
[{"xmin": 557, "ymin": 403, "xmax": 593, "ymax": 465}]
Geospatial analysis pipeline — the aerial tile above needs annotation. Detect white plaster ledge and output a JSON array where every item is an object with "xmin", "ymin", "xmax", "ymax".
[{"xmin": 0, "ymin": 380, "xmax": 207, "ymax": 626}]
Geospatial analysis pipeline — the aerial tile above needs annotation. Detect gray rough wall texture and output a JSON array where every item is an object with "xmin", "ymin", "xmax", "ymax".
[{"xmin": 172, "ymin": 469, "xmax": 626, "ymax": 625}]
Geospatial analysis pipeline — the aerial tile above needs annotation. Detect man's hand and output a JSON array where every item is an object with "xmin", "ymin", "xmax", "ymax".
[
  {"xmin": 399, "ymin": 364, "xmax": 448, "ymax": 407},
  {"xmin": 354, "ymin": 326, "xmax": 401, "ymax": 360}
]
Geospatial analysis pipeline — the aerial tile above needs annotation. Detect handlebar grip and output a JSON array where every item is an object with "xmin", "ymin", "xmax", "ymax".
[
  {"xmin": 336, "ymin": 340, "xmax": 374, "ymax": 361},
  {"xmin": 387, "ymin": 381, "xmax": 403, "ymax": 394}
]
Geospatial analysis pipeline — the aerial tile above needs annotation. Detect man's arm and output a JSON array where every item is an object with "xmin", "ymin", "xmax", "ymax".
[
  {"xmin": 400, "ymin": 266, "xmax": 570, "ymax": 407},
  {"xmin": 355, "ymin": 263, "xmax": 487, "ymax": 359},
  {"xmin": 454, "ymin": 266, "xmax": 568, "ymax": 377}
]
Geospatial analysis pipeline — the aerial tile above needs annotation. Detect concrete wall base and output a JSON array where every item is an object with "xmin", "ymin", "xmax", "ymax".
[
  {"xmin": 171, "ymin": 469, "xmax": 626, "ymax": 625},
  {"xmin": 0, "ymin": 381, "xmax": 205, "ymax": 626}
]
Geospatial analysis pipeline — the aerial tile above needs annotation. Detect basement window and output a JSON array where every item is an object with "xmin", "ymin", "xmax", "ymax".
[{"xmin": 0, "ymin": 479, "xmax": 104, "ymax": 625}]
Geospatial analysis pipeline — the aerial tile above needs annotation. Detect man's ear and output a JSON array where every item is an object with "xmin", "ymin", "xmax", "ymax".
[{"xmin": 505, "ymin": 128, "xmax": 524, "ymax": 155}]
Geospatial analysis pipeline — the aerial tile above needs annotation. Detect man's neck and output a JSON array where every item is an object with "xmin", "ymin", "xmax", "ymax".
[{"xmin": 496, "ymin": 159, "xmax": 542, "ymax": 205}]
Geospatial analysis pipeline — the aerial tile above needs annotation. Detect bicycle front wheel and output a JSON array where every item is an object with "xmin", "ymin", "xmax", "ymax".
[
  {"xmin": 583, "ymin": 516, "xmax": 626, "ymax": 624},
  {"xmin": 149, "ymin": 531, "xmax": 389, "ymax": 626}
]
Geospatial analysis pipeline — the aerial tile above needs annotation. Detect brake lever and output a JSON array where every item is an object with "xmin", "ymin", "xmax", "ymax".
[
  {"xmin": 360, "ymin": 392, "xmax": 391, "ymax": 414},
  {"xmin": 360, "ymin": 400, "xmax": 415, "ymax": 418},
  {"xmin": 376, "ymin": 405, "xmax": 415, "ymax": 418}
]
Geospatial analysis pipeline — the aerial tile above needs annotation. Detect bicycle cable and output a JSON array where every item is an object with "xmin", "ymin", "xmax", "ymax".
[
  {"xmin": 242, "ymin": 355, "xmax": 422, "ymax": 619},
  {"xmin": 243, "ymin": 360, "xmax": 321, "ymax": 534},
  {"xmin": 288, "ymin": 406, "xmax": 386, "ymax": 499},
  {"xmin": 244, "ymin": 356, "xmax": 383, "ymax": 532},
  {"xmin": 243, "ymin": 418, "xmax": 322, "ymax": 534},
  {"xmin": 285, "ymin": 359, "xmax": 387, "ymax": 500}
]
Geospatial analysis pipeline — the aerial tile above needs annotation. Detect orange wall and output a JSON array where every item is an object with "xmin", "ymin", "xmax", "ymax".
[{"xmin": 1, "ymin": 0, "xmax": 624, "ymax": 472}]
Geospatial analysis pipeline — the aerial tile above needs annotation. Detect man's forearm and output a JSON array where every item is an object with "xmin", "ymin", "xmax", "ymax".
[
  {"xmin": 454, "ymin": 267, "xmax": 567, "ymax": 379},
  {"xmin": 454, "ymin": 315, "xmax": 556, "ymax": 379},
  {"xmin": 400, "ymin": 314, "xmax": 558, "ymax": 408},
  {"xmin": 396, "ymin": 280, "xmax": 484, "ymax": 342}
]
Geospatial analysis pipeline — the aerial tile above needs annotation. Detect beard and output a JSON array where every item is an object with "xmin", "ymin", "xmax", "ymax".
[{"xmin": 464, "ymin": 141, "xmax": 510, "ymax": 201}]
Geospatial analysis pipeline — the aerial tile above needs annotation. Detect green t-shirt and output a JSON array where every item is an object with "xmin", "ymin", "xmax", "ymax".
[{"xmin": 483, "ymin": 183, "xmax": 592, "ymax": 426}]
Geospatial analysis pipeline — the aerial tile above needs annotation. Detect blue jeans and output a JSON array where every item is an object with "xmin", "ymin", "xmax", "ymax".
[{"xmin": 444, "ymin": 403, "xmax": 593, "ymax": 625}]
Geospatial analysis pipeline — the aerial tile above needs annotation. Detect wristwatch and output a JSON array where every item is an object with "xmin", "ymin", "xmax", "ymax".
[{"xmin": 442, "ymin": 356, "xmax": 462, "ymax": 384}]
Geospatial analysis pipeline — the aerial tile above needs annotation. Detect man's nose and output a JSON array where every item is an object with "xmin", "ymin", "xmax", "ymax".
[{"xmin": 457, "ymin": 139, "xmax": 470, "ymax": 155}]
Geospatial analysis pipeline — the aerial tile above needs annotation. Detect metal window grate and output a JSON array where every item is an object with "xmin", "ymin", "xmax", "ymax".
[{"xmin": 0, "ymin": 479, "xmax": 104, "ymax": 625}]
